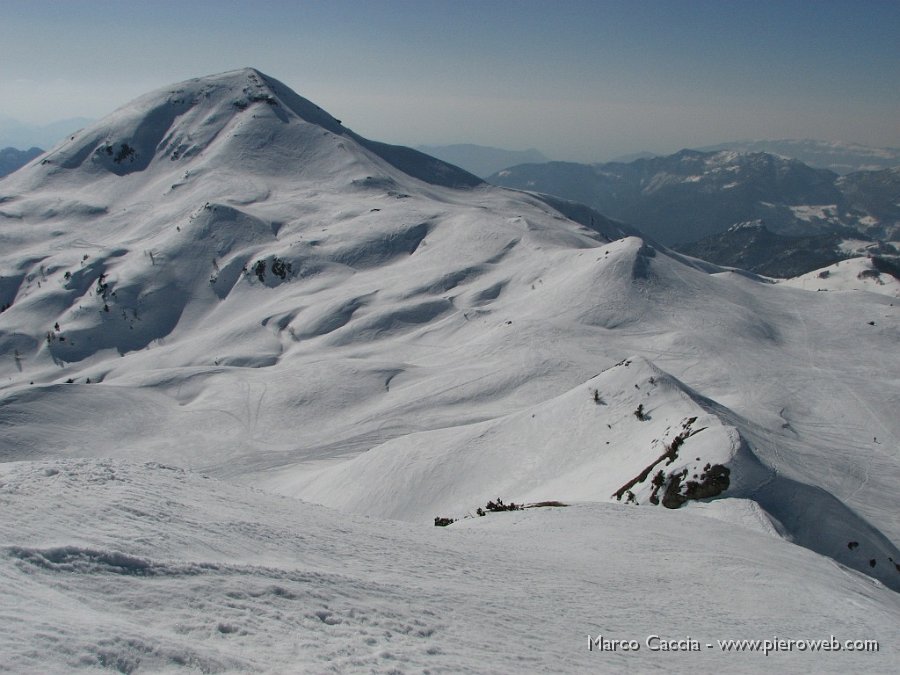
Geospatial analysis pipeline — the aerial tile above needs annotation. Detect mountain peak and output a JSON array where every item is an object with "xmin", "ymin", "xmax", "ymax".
[{"xmin": 9, "ymin": 68, "xmax": 480, "ymax": 191}]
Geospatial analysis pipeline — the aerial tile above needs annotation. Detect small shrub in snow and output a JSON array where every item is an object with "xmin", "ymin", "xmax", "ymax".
[
  {"xmin": 434, "ymin": 517, "xmax": 455, "ymax": 527},
  {"xmin": 251, "ymin": 257, "xmax": 292, "ymax": 283},
  {"xmin": 253, "ymin": 260, "xmax": 266, "ymax": 282},
  {"xmin": 857, "ymin": 269, "xmax": 882, "ymax": 283},
  {"xmin": 96, "ymin": 274, "xmax": 111, "ymax": 301},
  {"xmin": 485, "ymin": 498, "xmax": 521, "ymax": 512},
  {"xmin": 113, "ymin": 143, "xmax": 135, "ymax": 164},
  {"xmin": 271, "ymin": 257, "xmax": 292, "ymax": 280}
]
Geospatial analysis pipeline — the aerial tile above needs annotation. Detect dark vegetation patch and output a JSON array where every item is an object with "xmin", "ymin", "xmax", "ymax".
[
  {"xmin": 482, "ymin": 498, "xmax": 521, "ymax": 514},
  {"xmin": 857, "ymin": 268, "xmax": 882, "ymax": 282},
  {"xmin": 434, "ymin": 498, "xmax": 566, "ymax": 526},
  {"xmin": 113, "ymin": 143, "xmax": 135, "ymax": 164},
  {"xmin": 247, "ymin": 257, "xmax": 293, "ymax": 284}
]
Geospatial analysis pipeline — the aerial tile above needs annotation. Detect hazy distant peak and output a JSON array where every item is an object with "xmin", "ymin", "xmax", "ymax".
[
  {"xmin": 606, "ymin": 151, "xmax": 656, "ymax": 163},
  {"xmin": 0, "ymin": 116, "xmax": 94, "ymax": 151},
  {"xmin": 697, "ymin": 138, "xmax": 900, "ymax": 174},
  {"xmin": 0, "ymin": 146, "xmax": 44, "ymax": 178},
  {"xmin": 416, "ymin": 144, "xmax": 547, "ymax": 178}
]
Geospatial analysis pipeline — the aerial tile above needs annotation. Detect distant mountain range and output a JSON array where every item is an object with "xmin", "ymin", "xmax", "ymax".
[
  {"xmin": 0, "ymin": 115, "xmax": 94, "ymax": 152},
  {"xmin": 697, "ymin": 139, "xmax": 900, "ymax": 175},
  {"xmin": 0, "ymin": 146, "xmax": 43, "ymax": 178},
  {"xmin": 674, "ymin": 221, "xmax": 897, "ymax": 278},
  {"xmin": 605, "ymin": 140, "xmax": 900, "ymax": 175},
  {"xmin": 415, "ymin": 144, "xmax": 547, "ymax": 178},
  {"xmin": 488, "ymin": 149, "xmax": 900, "ymax": 246}
]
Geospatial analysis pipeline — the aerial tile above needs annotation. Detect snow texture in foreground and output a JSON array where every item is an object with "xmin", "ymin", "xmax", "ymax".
[{"xmin": 1, "ymin": 459, "xmax": 898, "ymax": 673}]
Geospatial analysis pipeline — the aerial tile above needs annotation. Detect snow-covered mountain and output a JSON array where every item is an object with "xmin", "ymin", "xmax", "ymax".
[
  {"xmin": 698, "ymin": 139, "xmax": 900, "ymax": 175},
  {"xmin": 488, "ymin": 149, "xmax": 900, "ymax": 246},
  {"xmin": 1, "ymin": 69, "xmax": 898, "ymax": 671},
  {"xmin": 779, "ymin": 255, "xmax": 900, "ymax": 297},
  {"xmin": 838, "ymin": 167, "xmax": 900, "ymax": 238}
]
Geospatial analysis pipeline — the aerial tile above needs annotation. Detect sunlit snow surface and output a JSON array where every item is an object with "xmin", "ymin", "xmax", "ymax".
[
  {"xmin": 2, "ymin": 460, "xmax": 899, "ymax": 673},
  {"xmin": 779, "ymin": 256, "xmax": 900, "ymax": 297},
  {"xmin": 1, "ymin": 69, "xmax": 898, "ymax": 671}
]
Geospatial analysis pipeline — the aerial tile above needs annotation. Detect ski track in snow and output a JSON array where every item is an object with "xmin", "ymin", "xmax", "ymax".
[{"xmin": 793, "ymin": 306, "xmax": 893, "ymax": 505}]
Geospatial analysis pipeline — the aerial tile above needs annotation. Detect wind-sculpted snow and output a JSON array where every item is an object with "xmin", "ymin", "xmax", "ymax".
[{"xmin": 0, "ymin": 69, "xmax": 899, "ymax": 669}]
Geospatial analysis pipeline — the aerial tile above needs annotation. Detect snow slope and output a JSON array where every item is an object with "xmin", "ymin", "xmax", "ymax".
[
  {"xmin": 285, "ymin": 356, "xmax": 753, "ymax": 519},
  {"xmin": 1, "ymin": 69, "xmax": 899, "ymax": 670},
  {"xmin": 2, "ymin": 459, "xmax": 898, "ymax": 673},
  {"xmin": 779, "ymin": 257, "xmax": 900, "ymax": 297}
]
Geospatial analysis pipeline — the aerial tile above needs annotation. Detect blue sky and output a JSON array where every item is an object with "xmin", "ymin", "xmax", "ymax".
[{"xmin": 1, "ymin": 0, "xmax": 897, "ymax": 160}]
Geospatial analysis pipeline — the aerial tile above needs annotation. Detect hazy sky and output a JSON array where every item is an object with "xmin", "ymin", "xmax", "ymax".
[{"xmin": 1, "ymin": 0, "xmax": 898, "ymax": 161}]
